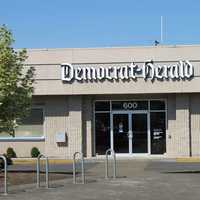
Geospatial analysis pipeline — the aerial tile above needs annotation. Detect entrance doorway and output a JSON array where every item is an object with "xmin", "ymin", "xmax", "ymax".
[
  {"xmin": 112, "ymin": 112, "xmax": 148, "ymax": 154},
  {"xmin": 94, "ymin": 100, "xmax": 166, "ymax": 156}
]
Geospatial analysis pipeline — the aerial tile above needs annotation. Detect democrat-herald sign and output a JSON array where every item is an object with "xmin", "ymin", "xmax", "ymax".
[{"xmin": 61, "ymin": 60, "xmax": 194, "ymax": 82}]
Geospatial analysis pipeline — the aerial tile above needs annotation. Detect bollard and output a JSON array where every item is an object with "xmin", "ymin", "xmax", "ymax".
[
  {"xmin": 105, "ymin": 149, "xmax": 116, "ymax": 179},
  {"xmin": 36, "ymin": 154, "xmax": 49, "ymax": 188},
  {"xmin": 0, "ymin": 155, "xmax": 8, "ymax": 195},
  {"xmin": 73, "ymin": 152, "xmax": 85, "ymax": 184}
]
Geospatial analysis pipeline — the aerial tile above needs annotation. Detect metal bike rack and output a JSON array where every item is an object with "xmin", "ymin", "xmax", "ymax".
[
  {"xmin": 105, "ymin": 149, "xmax": 117, "ymax": 179},
  {"xmin": 36, "ymin": 154, "xmax": 49, "ymax": 188},
  {"xmin": 0, "ymin": 155, "xmax": 8, "ymax": 195},
  {"xmin": 73, "ymin": 152, "xmax": 85, "ymax": 184}
]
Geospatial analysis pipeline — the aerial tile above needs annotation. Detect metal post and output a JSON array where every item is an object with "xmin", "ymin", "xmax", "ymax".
[
  {"xmin": 36, "ymin": 154, "xmax": 49, "ymax": 189},
  {"xmin": 81, "ymin": 156, "xmax": 85, "ymax": 184},
  {"xmin": 105, "ymin": 152, "xmax": 109, "ymax": 179},
  {"xmin": 45, "ymin": 157, "xmax": 49, "ymax": 189},
  {"xmin": 73, "ymin": 152, "xmax": 85, "ymax": 184},
  {"xmin": 0, "ymin": 155, "xmax": 8, "ymax": 195},
  {"xmin": 36, "ymin": 157, "xmax": 40, "ymax": 188},
  {"xmin": 160, "ymin": 16, "xmax": 163, "ymax": 44},
  {"xmin": 113, "ymin": 152, "xmax": 116, "ymax": 179},
  {"xmin": 105, "ymin": 149, "xmax": 117, "ymax": 179},
  {"xmin": 73, "ymin": 155, "xmax": 76, "ymax": 184}
]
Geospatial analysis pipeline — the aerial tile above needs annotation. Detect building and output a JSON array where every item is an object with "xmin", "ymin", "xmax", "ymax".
[{"xmin": 0, "ymin": 45, "xmax": 200, "ymax": 158}]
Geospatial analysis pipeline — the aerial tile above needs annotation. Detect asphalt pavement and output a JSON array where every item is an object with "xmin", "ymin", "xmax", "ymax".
[{"xmin": 1, "ymin": 159, "xmax": 200, "ymax": 200}]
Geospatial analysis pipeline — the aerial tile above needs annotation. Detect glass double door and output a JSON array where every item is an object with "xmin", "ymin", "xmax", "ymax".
[{"xmin": 112, "ymin": 112, "xmax": 148, "ymax": 154}]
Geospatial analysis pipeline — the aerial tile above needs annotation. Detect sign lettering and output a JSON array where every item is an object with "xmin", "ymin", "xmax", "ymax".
[{"xmin": 61, "ymin": 60, "xmax": 194, "ymax": 82}]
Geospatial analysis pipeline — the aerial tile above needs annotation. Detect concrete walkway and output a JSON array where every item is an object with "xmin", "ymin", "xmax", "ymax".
[{"xmin": 1, "ymin": 159, "xmax": 200, "ymax": 200}]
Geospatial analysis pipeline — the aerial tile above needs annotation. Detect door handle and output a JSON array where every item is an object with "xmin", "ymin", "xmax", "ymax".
[{"xmin": 128, "ymin": 131, "xmax": 133, "ymax": 139}]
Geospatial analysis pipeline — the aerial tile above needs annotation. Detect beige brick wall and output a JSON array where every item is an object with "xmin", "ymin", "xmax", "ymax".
[
  {"xmin": 0, "ymin": 96, "xmax": 84, "ymax": 158},
  {"xmin": 190, "ymin": 94, "xmax": 200, "ymax": 156},
  {"xmin": 167, "ymin": 94, "xmax": 190, "ymax": 157},
  {"xmin": 23, "ymin": 45, "xmax": 200, "ymax": 96},
  {"xmin": 82, "ymin": 96, "xmax": 93, "ymax": 157},
  {"xmin": 166, "ymin": 94, "xmax": 176, "ymax": 157},
  {"xmin": 0, "ymin": 141, "xmax": 45, "ymax": 158},
  {"xmin": 0, "ymin": 96, "xmax": 47, "ymax": 157},
  {"xmin": 44, "ymin": 96, "xmax": 69, "ymax": 158},
  {"xmin": 1, "ymin": 93, "xmax": 200, "ymax": 158},
  {"xmin": 44, "ymin": 96, "xmax": 82, "ymax": 158},
  {"xmin": 67, "ymin": 96, "xmax": 82, "ymax": 157},
  {"xmin": 175, "ymin": 94, "xmax": 190, "ymax": 157}
]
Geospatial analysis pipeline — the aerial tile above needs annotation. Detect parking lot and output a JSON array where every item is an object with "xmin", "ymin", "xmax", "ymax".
[{"xmin": 1, "ymin": 159, "xmax": 200, "ymax": 200}]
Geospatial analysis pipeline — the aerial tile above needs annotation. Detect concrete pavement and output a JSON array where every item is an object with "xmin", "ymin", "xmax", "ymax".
[{"xmin": 1, "ymin": 159, "xmax": 200, "ymax": 200}]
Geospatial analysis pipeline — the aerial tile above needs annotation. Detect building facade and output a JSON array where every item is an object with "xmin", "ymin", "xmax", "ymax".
[{"xmin": 0, "ymin": 45, "xmax": 200, "ymax": 158}]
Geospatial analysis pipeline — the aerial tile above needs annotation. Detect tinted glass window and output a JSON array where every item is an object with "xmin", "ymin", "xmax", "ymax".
[
  {"xmin": 95, "ymin": 101, "xmax": 110, "ymax": 111},
  {"xmin": 0, "ymin": 108, "xmax": 44, "ymax": 138},
  {"xmin": 112, "ymin": 101, "xmax": 148, "ymax": 110},
  {"xmin": 15, "ymin": 108, "xmax": 44, "ymax": 137},
  {"xmin": 95, "ymin": 113, "xmax": 110, "ymax": 154},
  {"xmin": 20, "ymin": 108, "xmax": 43, "ymax": 125},
  {"xmin": 150, "ymin": 112, "xmax": 166, "ymax": 154},
  {"xmin": 132, "ymin": 113, "xmax": 148, "ymax": 153},
  {"xmin": 150, "ymin": 100, "xmax": 165, "ymax": 110},
  {"xmin": 113, "ymin": 114, "xmax": 129, "ymax": 153}
]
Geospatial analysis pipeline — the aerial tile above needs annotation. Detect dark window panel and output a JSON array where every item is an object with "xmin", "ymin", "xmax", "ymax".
[
  {"xmin": 95, "ymin": 113, "xmax": 110, "ymax": 155},
  {"xmin": 112, "ymin": 101, "xmax": 148, "ymax": 110},
  {"xmin": 20, "ymin": 108, "xmax": 43, "ymax": 125},
  {"xmin": 150, "ymin": 112, "xmax": 166, "ymax": 154},
  {"xmin": 95, "ymin": 101, "xmax": 110, "ymax": 111},
  {"xmin": 132, "ymin": 113, "xmax": 148, "ymax": 153},
  {"xmin": 150, "ymin": 100, "xmax": 165, "ymax": 110},
  {"xmin": 113, "ymin": 114, "xmax": 129, "ymax": 153}
]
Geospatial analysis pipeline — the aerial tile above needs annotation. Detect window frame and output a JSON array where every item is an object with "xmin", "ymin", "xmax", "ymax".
[
  {"xmin": 93, "ymin": 99, "xmax": 167, "ymax": 156},
  {"xmin": 0, "ymin": 106, "xmax": 45, "ymax": 141}
]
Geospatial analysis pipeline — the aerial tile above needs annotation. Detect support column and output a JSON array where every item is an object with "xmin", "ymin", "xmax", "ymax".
[
  {"xmin": 68, "ymin": 96, "xmax": 82, "ymax": 156},
  {"xmin": 190, "ymin": 94, "xmax": 200, "ymax": 156},
  {"xmin": 82, "ymin": 96, "xmax": 93, "ymax": 157},
  {"xmin": 166, "ymin": 94, "xmax": 176, "ymax": 157},
  {"xmin": 174, "ymin": 94, "xmax": 190, "ymax": 157}
]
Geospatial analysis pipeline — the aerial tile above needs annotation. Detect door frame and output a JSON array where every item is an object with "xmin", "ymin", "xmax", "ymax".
[{"xmin": 111, "ymin": 110, "xmax": 150, "ymax": 156}]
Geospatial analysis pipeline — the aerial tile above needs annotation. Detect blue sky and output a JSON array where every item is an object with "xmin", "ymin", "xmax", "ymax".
[{"xmin": 1, "ymin": 0, "xmax": 200, "ymax": 48}]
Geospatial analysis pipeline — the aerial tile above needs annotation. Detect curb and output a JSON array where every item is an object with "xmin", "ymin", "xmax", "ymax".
[
  {"xmin": 12, "ymin": 159, "xmax": 72, "ymax": 165},
  {"xmin": 176, "ymin": 158, "xmax": 200, "ymax": 163}
]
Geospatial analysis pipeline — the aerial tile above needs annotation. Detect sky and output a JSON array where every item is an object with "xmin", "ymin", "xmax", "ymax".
[{"xmin": 0, "ymin": 0, "xmax": 200, "ymax": 49}]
